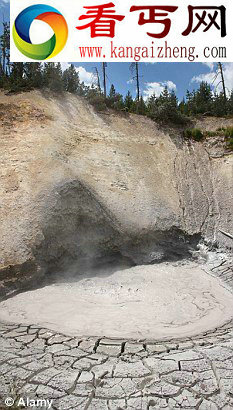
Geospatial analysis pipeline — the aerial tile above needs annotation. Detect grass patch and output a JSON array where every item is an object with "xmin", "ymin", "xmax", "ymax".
[
  {"xmin": 205, "ymin": 130, "xmax": 218, "ymax": 137},
  {"xmin": 183, "ymin": 128, "xmax": 204, "ymax": 141},
  {"xmin": 224, "ymin": 126, "xmax": 233, "ymax": 138},
  {"xmin": 221, "ymin": 127, "xmax": 233, "ymax": 150},
  {"xmin": 227, "ymin": 137, "xmax": 233, "ymax": 149}
]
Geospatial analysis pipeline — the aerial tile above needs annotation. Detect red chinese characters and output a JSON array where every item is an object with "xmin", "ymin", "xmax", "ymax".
[
  {"xmin": 130, "ymin": 6, "xmax": 178, "ymax": 38},
  {"xmin": 76, "ymin": 3, "xmax": 227, "ymax": 39},
  {"xmin": 76, "ymin": 2, "xmax": 125, "ymax": 38}
]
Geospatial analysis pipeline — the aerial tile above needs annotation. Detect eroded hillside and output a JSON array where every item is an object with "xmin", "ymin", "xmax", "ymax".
[{"xmin": 0, "ymin": 90, "xmax": 232, "ymax": 296}]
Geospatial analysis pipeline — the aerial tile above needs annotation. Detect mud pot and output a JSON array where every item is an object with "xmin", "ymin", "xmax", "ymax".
[{"xmin": 0, "ymin": 262, "xmax": 232, "ymax": 340}]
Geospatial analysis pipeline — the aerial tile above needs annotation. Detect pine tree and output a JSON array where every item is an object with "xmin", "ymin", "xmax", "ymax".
[
  {"xmin": 228, "ymin": 91, "xmax": 233, "ymax": 115},
  {"xmin": 179, "ymin": 98, "xmax": 187, "ymax": 115},
  {"xmin": 212, "ymin": 92, "xmax": 227, "ymax": 117},
  {"xmin": 78, "ymin": 81, "xmax": 89, "ymax": 96},
  {"xmin": 109, "ymin": 84, "xmax": 116, "ymax": 99},
  {"xmin": 146, "ymin": 87, "xmax": 185, "ymax": 124},
  {"xmin": 124, "ymin": 91, "xmax": 134, "ymax": 112},
  {"xmin": 185, "ymin": 90, "xmax": 195, "ymax": 115},
  {"xmin": 184, "ymin": 83, "xmax": 213, "ymax": 116},
  {"xmin": 24, "ymin": 63, "xmax": 43, "ymax": 89},
  {"xmin": 107, "ymin": 84, "xmax": 116, "ymax": 107},
  {"xmin": 43, "ymin": 63, "xmax": 54, "ymax": 87},
  {"xmin": 43, "ymin": 63, "xmax": 64, "ymax": 92},
  {"xmin": 54, "ymin": 63, "xmax": 64, "ymax": 92},
  {"xmin": 135, "ymin": 95, "xmax": 147, "ymax": 115},
  {"xmin": 195, "ymin": 82, "xmax": 213, "ymax": 114},
  {"xmin": 114, "ymin": 92, "xmax": 124, "ymax": 110},
  {"xmin": 145, "ymin": 93, "xmax": 158, "ymax": 118},
  {"xmin": 9, "ymin": 63, "xmax": 26, "ymax": 91},
  {"xmin": 63, "ymin": 64, "xmax": 80, "ymax": 93},
  {"xmin": 106, "ymin": 84, "xmax": 124, "ymax": 110}
]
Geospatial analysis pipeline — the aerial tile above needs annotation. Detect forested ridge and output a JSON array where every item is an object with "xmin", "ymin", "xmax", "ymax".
[{"xmin": 1, "ymin": 22, "xmax": 233, "ymax": 144}]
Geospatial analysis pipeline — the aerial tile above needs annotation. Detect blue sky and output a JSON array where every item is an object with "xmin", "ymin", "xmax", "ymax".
[{"xmin": 1, "ymin": 0, "xmax": 233, "ymax": 99}]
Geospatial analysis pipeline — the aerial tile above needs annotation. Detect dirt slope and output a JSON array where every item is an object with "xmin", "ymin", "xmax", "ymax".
[{"xmin": 0, "ymin": 90, "xmax": 232, "ymax": 295}]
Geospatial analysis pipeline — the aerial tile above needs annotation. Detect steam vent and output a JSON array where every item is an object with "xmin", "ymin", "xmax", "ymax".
[{"xmin": 0, "ymin": 91, "xmax": 233, "ymax": 409}]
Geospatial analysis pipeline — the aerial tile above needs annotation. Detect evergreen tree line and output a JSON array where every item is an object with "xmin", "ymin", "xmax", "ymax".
[{"xmin": 1, "ymin": 23, "xmax": 233, "ymax": 124}]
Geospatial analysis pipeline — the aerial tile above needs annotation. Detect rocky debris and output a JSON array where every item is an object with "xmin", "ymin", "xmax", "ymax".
[{"xmin": 0, "ymin": 101, "xmax": 48, "ymax": 128}]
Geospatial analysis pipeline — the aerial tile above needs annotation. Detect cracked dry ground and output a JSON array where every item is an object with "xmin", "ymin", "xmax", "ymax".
[{"xmin": 0, "ymin": 262, "xmax": 233, "ymax": 410}]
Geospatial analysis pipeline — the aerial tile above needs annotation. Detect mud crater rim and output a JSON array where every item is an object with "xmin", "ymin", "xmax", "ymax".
[{"xmin": 0, "ymin": 262, "xmax": 232, "ymax": 341}]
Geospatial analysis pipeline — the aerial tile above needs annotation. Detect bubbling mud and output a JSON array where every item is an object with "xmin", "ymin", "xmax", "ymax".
[{"xmin": 0, "ymin": 263, "xmax": 232, "ymax": 340}]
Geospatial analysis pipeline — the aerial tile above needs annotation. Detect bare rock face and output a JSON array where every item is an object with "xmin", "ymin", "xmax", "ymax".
[{"xmin": 0, "ymin": 91, "xmax": 232, "ymax": 296}]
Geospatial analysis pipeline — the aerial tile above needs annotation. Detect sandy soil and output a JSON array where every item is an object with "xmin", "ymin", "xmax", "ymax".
[{"xmin": 0, "ymin": 263, "xmax": 232, "ymax": 340}]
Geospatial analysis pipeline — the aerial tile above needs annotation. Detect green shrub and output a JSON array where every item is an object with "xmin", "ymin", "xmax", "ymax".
[
  {"xmin": 147, "ymin": 87, "xmax": 188, "ymax": 125},
  {"xmin": 183, "ymin": 128, "xmax": 192, "ymax": 138},
  {"xmin": 227, "ymin": 137, "xmax": 233, "ymax": 150},
  {"xmin": 88, "ymin": 94, "xmax": 107, "ymax": 111},
  {"xmin": 183, "ymin": 128, "xmax": 204, "ymax": 141},
  {"xmin": 224, "ymin": 127, "xmax": 233, "ymax": 150},
  {"xmin": 224, "ymin": 127, "xmax": 233, "ymax": 138},
  {"xmin": 205, "ymin": 130, "xmax": 217, "ymax": 137}
]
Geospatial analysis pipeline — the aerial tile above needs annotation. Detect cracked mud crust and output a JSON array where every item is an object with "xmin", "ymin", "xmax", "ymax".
[
  {"xmin": 0, "ymin": 259, "xmax": 233, "ymax": 409},
  {"xmin": 0, "ymin": 318, "xmax": 233, "ymax": 409}
]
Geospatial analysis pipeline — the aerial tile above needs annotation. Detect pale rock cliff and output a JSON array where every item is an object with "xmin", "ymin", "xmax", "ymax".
[{"xmin": 0, "ymin": 91, "xmax": 232, "ymax": 296}]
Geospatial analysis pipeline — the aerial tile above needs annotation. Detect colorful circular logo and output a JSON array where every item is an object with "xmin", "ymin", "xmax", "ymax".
[{"xmin": 13, "ymin": 4, "xmax": 68, "ymax": 60}]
